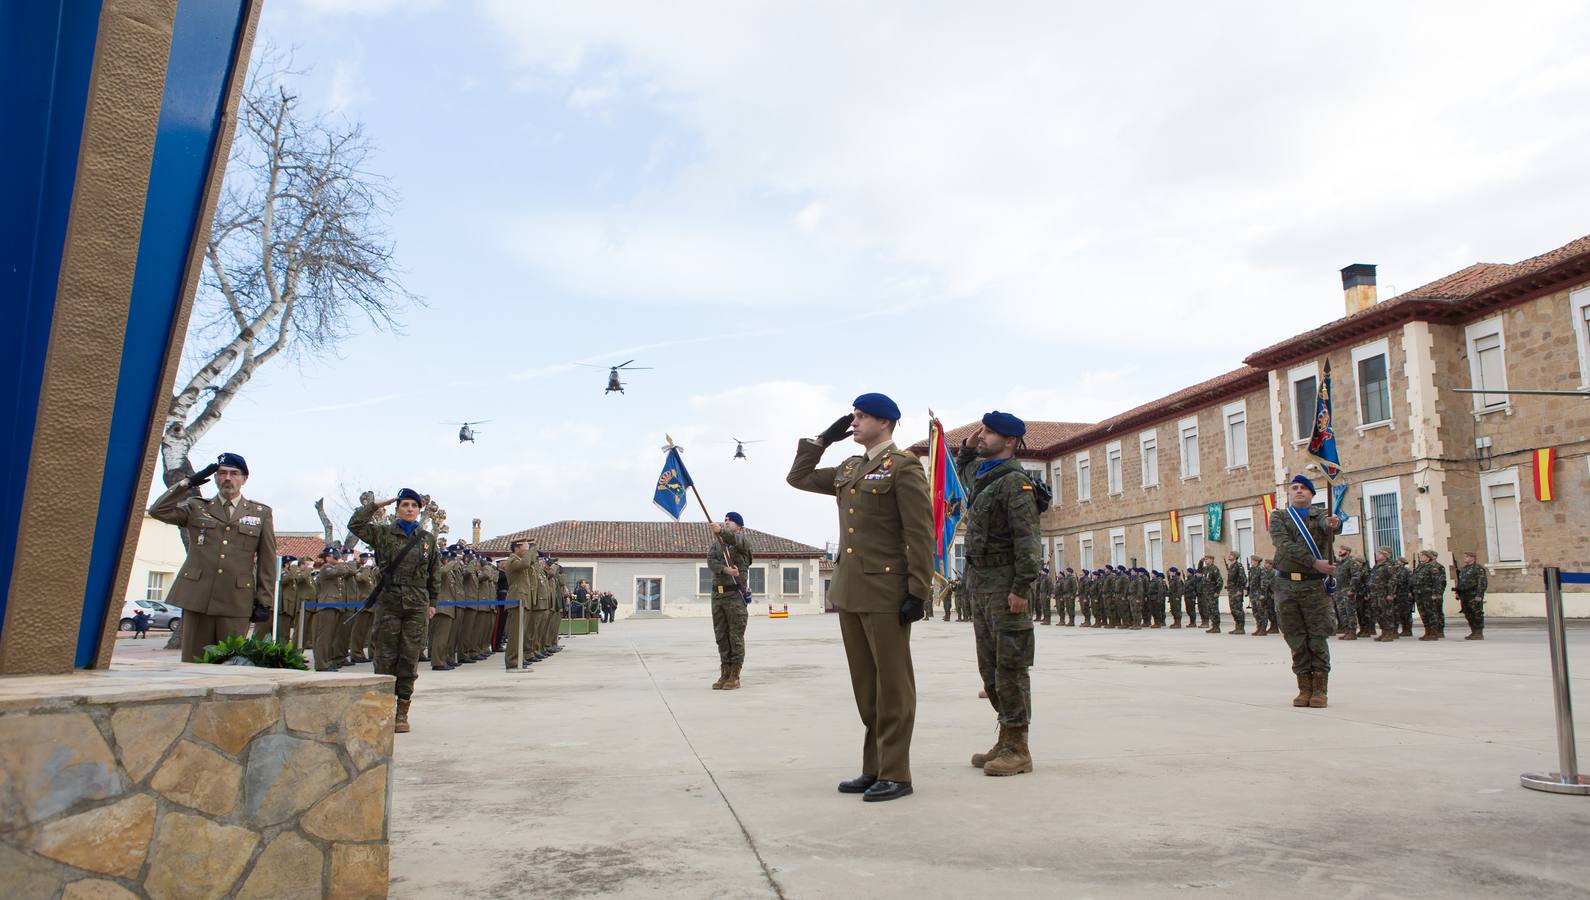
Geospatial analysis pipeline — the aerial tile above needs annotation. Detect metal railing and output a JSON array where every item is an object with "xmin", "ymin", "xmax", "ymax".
[{"xmin": 1520, "ymin": 567, "xmax": 1590, "ymax": 795}]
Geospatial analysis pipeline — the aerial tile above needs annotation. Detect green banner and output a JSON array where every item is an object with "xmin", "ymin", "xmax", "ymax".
[{"xmin": 1206, "ymin": 502, "xmax": 1225, "ymax": 542}]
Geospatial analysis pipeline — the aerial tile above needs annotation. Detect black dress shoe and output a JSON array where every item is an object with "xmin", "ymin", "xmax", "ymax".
[
  {"xmin": 837, "ymin": 774, "xmax": 878, "ymax": 794},
  {"xmin": 862, "ymin": 780, "xmax": 913, "ymax": 802}
]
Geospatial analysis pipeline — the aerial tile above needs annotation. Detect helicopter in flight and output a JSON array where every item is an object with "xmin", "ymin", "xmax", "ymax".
[
  {"xmin": 730, "ymin": 438, "xmax": 765, "ymax": 460},
  {"xmin": 443, "ymin": 420, "xmax": 491, "ymax": 443},
  {"xmin": 577, "ymin": 360, "xmax": 652, "ymax": 394}
]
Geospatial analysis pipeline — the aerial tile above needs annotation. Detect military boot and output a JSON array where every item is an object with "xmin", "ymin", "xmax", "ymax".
[
  {"xmin": 1374, "ymin": 627, "xmax": 1393, "ymax": 642},
  {"xmin": 1340, "ymin": 628, "xmax": 1357, "ymax": 640},
  {"xmin": 395, "ymin": 699, "xmax": 411, "ymax": 733},
  {"xmin": 723, "ymin": 664, "xmax": 741, "ymax": 690},
  {"xmin": 1205, "ymin": 623, "xmax": 1220, "ymax": 634},
  {"xmin": 1308, "ymin": 672, "xmax": 1329, "ymax": 708},
  {"xmin": 1230, "ymin": 625, "xmax": 1245, "ymax": 635},
  {"xmin": 984, "ymin": 726, "xmax": 1032, "ymax": 776},
  {"xmin": 1466, "ymin": 629, "xmax": 1484, "ymax": 640},
  {"xmin": 1418, "ymin": 627, "xmax": 1436, "ymax": 641},
  {"xmin": 1293, "ymin": 674, "xmax": 1312, "ymax": 707},
  {"xmin": 712, "ymin": 664, "xmax": 729, "ymax": 690},
  {"xmin": 1358, "ymin": 624, "xmax": 1376, "ymax": 638},
  {"xmin": 1169, "ymin": 617, "xmax": 1182, "ymax": 629},
  {"xmin": 1253, "ymin": 623, "xmax": 1267, "ymax": 636},
  {"xmin": 1399, "ymin": 624, "xmax": 1413, "ymax": 637},
  {"xmin": 1433, "ymin": 627, "xmax": 1445, "ymax": 640},
  {"xmin": 971, "ymin": 723, "xmax": 1010, "ymax": 768}
]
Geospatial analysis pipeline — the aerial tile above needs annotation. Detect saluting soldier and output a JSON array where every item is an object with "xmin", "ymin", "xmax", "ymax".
[
  {"xmin": 709, "ymin": 513, "xmax": 753, "ymax": 690},
  {"xmin": 348, "ymin": 488, "xmax": 441, "ymax": 734},
  {"xmin": 309, "ymin": 548, "xmax": 350, "ymax": 670},
  {"xmin": 429, "ymin": 547, "xmax": 460, "ymax": 670},
  {"xmin": 1270, "ymin": 474, "xmax": 1343, "ymax": 709},
  {"xmin": 1456, "ymin": 551, "xmax": 1488, "ymax": 640},
  {"xmin": 147, "ymin": 452, "xmax": 277, "ymax": 662},
  {"xmin": 351, "ymin": 553, "xmax": 377, "ymax": 663},
  {"xmin": 503, "ymin": 539, "xmax": 537, "ymax": 669},
  {"xmin": 787, "ymin": 393, "xmax": 932, "ymax": 802}
]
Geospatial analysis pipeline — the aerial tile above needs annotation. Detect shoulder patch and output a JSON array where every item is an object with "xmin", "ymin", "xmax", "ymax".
[{"xmin": 1021, "ymin": 484, "xmax": 1034, "ymax": 491}]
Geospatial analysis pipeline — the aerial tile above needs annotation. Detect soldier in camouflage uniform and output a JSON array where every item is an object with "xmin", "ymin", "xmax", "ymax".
[
  {"xmin": 1183, "ymin": 566, "xmax": 1202, "ymax": 629},
  {"xmin": 1147, "ymin": 570, "xmax": 1167, "ymax": 627},
  {"xmin": 942, "ymin": 578, "xmax": 955, "ymax": 621},
  {"xmin": 955, "ymin": 413, "xmax": 1040, "ymax": 777},
  {"xmin": 1412, "ymin": 549, "xmax": 1447, "ymax": 640},
  {"xmin": 348, "ymin": 489, "xmax": 441, "ymax": 733},
  {"xmin": 1392, "ymin": 556, "xmax": 1414, "ymax": 636},
  {"xmin": 1125, "ymin": 568, "xmax": 1145, "ymax": 629},
  {"xmin": 1332, "ymin": 547, "xmax": 1363, "ymax": 640},
  {"xmin": 1166, "ymin": 567, "xmax": 1184, "ymax": 627},
  {"xmin": 1456, "ymin": 551, "xmax": 1488, "ymax": 640},
  {"xmin": 1270, "ymin": 475, "xmax": 1343, "ymax": 708},
  {"xmin": 1247, "ymin": 555, "xmax": 1271, "ymax": 636},
  {"xmin": 956, "ymin": 576, "xmax": 971, "ymax": 621},
  {"xmin": 1368, "ymin": 547, "xmax": 1397, "ymax": 641},
  {"xmin": 1224, "ymin": 552, "xmax": 1247, "ymax": 635},
  {"xmin": 1060, "ymin": 568, "xmax": 1077, "ymax": 626},
  {"xmin": 709, "ymin": 513, "xmax": 753, "ymax": 690},
  {"xmin": 1198, "ymin": 556, "xmax": 1223, "ymax": 633}
]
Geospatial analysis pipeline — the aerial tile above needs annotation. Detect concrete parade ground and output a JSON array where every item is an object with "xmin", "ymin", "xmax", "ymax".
[{"xmin": 135, "ymin": 614, "xmax": 1587, "ymax": 899}]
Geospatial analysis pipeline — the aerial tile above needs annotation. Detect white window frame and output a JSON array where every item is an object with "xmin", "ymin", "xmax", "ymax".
[
  {"xmin": 1464, "ymin": 316, "xmax": 1511, "ymax": 415},
  {"xmin": 1350, "ymin": 337, "xmax": 1394, "ymax": 431},
  {"xmin": 1228, "ymin": 506, "xmax": 1255, "ymax": 560},
  {"xmin": 1288, "ymin": 362, "xmax": 1320, "ymax": 444},
  {"xmin": 1142, "ymin": 522, "xmax": 1164, "ymax": 572},
  {"xmin": 1361, "ymin": 477, "xmax": 1404, "ymax": 563},
  {"xmin": 1078, "ymin": 532, "xmax": 1094, "ymax": 570},
  {"xmin": 1573, "ymin": 286, "xmax": 1590, "ymax": 389},
  {"xmin": 1106, "ymin": 440, "xmax": 1123, "ymax": 495},
  {"xmin": 1109, "ymin": 527, "xmax": 1127, "ymax": 566},
  {"xmin": 1221, "ymin": 400, "xmax": 1248, "ymax": 470},
  {"xmin": 145, "ymin": 571, "xmax": 170, "ymax": 602},
  {"xmin": 1139, "ymin": 429, "xmax": 1158, "ymax": 487},
  {"xmin": 1054, "ymin": 535, "xmax": 1065, "ymax": 570},
  {"xmin": 1184, "ymin": 514, "xmax": 1206, "ymax": 569},
  {"xmin": 1076, "ymin": 452, "xmax": 1091, "ymax": 502},
  {"xmin": 697, "ymin": 566, "xmax": 714, "ymax": 596},
  {"xmin": 1048, "ymin": 460, "xmax": 1063, "ymax": 508},
  {"xmin": 1178, "ymin": 416, "xmax": 1200, "ymax": 480},
  {"xmin": 1479, "ymin": 467, "xmax": 1526, "ymax": 568}
]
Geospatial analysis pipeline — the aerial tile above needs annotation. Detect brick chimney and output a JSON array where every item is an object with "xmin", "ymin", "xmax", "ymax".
[
  {"xmin": 472, "ymin": 517, "xmax": 482, "ymax": 545},
  {"xmin": 1340, "ymin": 263, "xmax": 1377, "ymax": 316}
]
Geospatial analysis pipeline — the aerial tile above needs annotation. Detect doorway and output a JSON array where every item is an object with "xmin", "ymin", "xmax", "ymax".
[{"xmin": 635, "ymin": 577, "xmax": 661, "ymax": 612}]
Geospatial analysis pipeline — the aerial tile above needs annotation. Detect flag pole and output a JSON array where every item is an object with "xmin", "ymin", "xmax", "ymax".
[{"xmin": 665, "ymin": 436, "xmax": 750, "ymax": 601}]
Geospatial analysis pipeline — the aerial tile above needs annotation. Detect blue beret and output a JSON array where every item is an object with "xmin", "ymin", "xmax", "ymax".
[
  {"xmin": 1169, "ymin": 567, "xmax": 1179, "ymax": 573},
  {"xmin": 216, "ymin": 452, "xmax": 248, "ymax": 475},
  {"xmin": 852, "ymin": 392, "xmax": 901, "ymax": 421},
  {"xmin": 725, "ymin": 512, "xmax": 744, "ymax": 527},
  {"xmin": 321, "ymin": 546, "xmax": 337, "ymax": 555},
  {"xmin": 396, "ymin": 487, "xmax": 424, "ymax": 505},
  {"xmin": 1291, "ymin": 474, "xmax": 1316, "ymax": 493},
  {"xmin": 981, "ymin": 410, "xmax": 1026, "ymax": 438},
  {"xmin": 281, "ymin": 555, "xmax": 297, "ymax": 563},
  {"xmin": 359, "ymin": 552, "xmax": 372, "ymax": 559}
]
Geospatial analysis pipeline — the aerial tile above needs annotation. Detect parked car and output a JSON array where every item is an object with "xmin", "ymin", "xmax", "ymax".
[{"xmin": 120, "ymin": 599, "xmax": 181, "ymax": 633}]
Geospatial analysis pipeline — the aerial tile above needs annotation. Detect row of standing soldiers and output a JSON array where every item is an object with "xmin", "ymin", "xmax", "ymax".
[{"xmin": 1337, "ymin": 547, "xmax": 1489, "ymax": 641}]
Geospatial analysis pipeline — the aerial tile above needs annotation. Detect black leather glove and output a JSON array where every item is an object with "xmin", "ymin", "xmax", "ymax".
[
  {"xmin": 818, "ymin": 414, "xmax": 854, "ymax": 447},
  {"xmin": 900, "ymin": 594, "xmax": 925, "ymax": 625},
  {"xmin": 188, "ymin": 462, "xmax": 220, "ymax": 488}
]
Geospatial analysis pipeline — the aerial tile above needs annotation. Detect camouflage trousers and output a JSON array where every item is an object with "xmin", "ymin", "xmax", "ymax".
[
  {"xmin": 1200, "ymin": 594, "xmax": 1222, "ymax": 628},
  {"xmin": 1333, "ymin": 592, "xmax": 1355, "ymax": 632},
  {"xmin": 1414, "ymin": 591, "xmax": 1445, "ymax": 630},
  {"xmin": 1460, "ymin": 595, "xmax": 1485, "ymax": 631},
  {"xmin": 1249, "ymin": 593, "xmax": 1271, "ymax": 628},
  {"xmin": 711, "ymin": 596, "xmax": 748, "ymax": 666},
  {"xmin": 372, "ymin": 589, "xmax": 430, "ymax": 701},
  {"xmin": 1126, "ymin": 595, "xmax": 1142, "ymax": 626},
  {"xmin": 1060, "ymin": 595, "xmax": 1075, "ymax": 623},
  {"xmin": 1145, "ymin": 596, "xmax": 1164, "ymax": 626},
  {"xmin": 968, "ymin": 566, "xmax": 1034, "ymax": 727},
  {"xmin": 1036, "ymin": 594, "xmax": 1051, "ymax": 623},
  {"xmin": 1227, "ymin": 589, "xmax": 1245, "ymax": 627},
  {"xmin": 1274, "ymin": 577, "xmax": 1334, "ymax": 674}
]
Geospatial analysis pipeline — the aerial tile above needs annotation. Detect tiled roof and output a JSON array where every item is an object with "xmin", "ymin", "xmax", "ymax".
[
  {"xmin": 1246, "ymin": 232, "xmax": 1590, "ymax": 367},
  {"xmin": 276, "ymin": 533, "xmax": 329, "ymax": 561},
  {"xmin": 906, "ymin": 421, "xmax": 1092, "ymax": 458},
  {"xmin": 476, "ymin": 521, "xmax": 825, "ymax": 559},
  {"xmin": 1038, "ymin": 367, "xmax": 1270, "ymax": 456}
]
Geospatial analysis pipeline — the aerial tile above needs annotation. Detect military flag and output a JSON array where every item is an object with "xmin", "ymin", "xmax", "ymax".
[
  {"xmin": 1306, "ymin": 360, "xmax": 1343, "ymax": 480},
  {"xmin": 652, "ymin": 445, "xmax": 694, "ymax": 519},
  {"xmin": 927, "ymin": 416, "xmax": 967, "ymax": 581}
]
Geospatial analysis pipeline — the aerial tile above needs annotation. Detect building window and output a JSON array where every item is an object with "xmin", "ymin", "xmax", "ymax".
[
  {"xmin": 1480, "ymin": 468, "xmax": 1525, "ymax": 565},
  {"xmin": 1143, "ymin": 523, "xmax": 1163, "ymax": 572},
  {"xmin": 1352, "ymin": 338, "xmax": 1392, "ymax": 427},
  {"xmin": 1076, "ymin": 452, "xmax": 1091, "ymax": 501},
  {"xmin": 1178, "ymin": 417, "xmax": 1199, "ymax": 479},
  {"xmin": 145, "ymin": 571, "xmax": 170, "ymax": 602},
  {"xmin": 1140, "ymin": 430, "xmax": 1158, "ymax": 487},
  {"xmin": 953, "ymin": 540, "xmax": 966, "ymax": 576},
  {"xmin": 1109, "ymin": 528, "xmax": 1126, "ymax": 566},
  {"xmin": 1106, "ymin": 441, "xmax": 1123, "ymax": 494},
  {"xmin": 1079, "ymin": 533, "xmax": 1094, "ymax": 570},
  {"xmin": 560, "ymin": 566, "xmax": 595, "ymax": 592},
  {"xmin": 1229, "ymin": 507, "xmax": 1255, "ymax": 559},
  {"xmin": 1465, "ymin": 317, "xmax": 1510, "ymax": 412},
  {"xmin": 748, "ymin": 567, "xmax": 767, "ymax": 595},
  {"xmin": 1054, "ymin": 536, "xmax": 1064, "ymax": 570},
  {"xmin": 1289, "ymin": 364, "xmax": 1319, "ymax": 442},
  {"xmin": 1048, "ymin": 460, "xmax": 1063, "ymax": 508},
  {"xmin": 1362, "ymin": 478, "xmax": 1403, "ymax": 562},
  {"xmin": 697, "ymin": 567, "xmax": 714, "ymax": 595},
  {"xmin": 1573, "ymin": 287, "xmax": 1590, "ymax": 387},
  {"xmin": 1185, "ymin": 515, "xmax": 1206, "ymax": 568},
  {"xmin": 782, "ymin": 566, "xmax": 800, "ymax": 594},
  {"xmin": 1222, "ymin": 401, "xmax": 1247, "ymax": 468}
]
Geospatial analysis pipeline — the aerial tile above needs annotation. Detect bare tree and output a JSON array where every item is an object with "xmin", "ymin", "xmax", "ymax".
[{"xmin": 160, "ymin": 53, "xmax": 416, "ymax": 485}]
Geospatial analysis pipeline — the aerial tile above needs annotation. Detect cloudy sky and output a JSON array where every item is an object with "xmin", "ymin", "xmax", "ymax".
[{"xmin": 176, "ymin": 0, "xmax": 1590, "ymax": 550}]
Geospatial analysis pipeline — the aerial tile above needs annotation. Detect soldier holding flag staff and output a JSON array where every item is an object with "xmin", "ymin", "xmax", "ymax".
[{"xmin": 1270, "ymin": 474, "xmax": 1342, "ymax": 709}]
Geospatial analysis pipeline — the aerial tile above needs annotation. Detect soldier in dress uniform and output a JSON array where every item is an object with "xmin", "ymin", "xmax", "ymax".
[
  {"xmin": 309, "ymin": 548, "xmax": 351, "ymax": 670},
  {"xmin": 503, "ymin": 539, "xmax": 537, "ymax": 670},
  {"xmin": 429, "ymin": 547, "xmax": 460, "ymax": 670},
  {"xmin": 1270, "ymin": 475, "xmax": 1342, "ymax": 708},
  {"xmin": 1456, "ymin": 551, "xmax": 1489, "ymax": 640},
  {"xmin": 787, "ymin": 393, "xmax": 931, "ymax": 802},
  {"xmin": 147, "ymin": 452, "xmax": 277, "ymax": 662},
  {"xmin": 351, "ymin": 552, "xmax": 377, "ymax": 663}
]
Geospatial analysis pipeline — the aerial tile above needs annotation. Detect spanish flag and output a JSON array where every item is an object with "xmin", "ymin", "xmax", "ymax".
[
  {"xmin": 1169, "ymin": 509, "xmax": 1180, "ymax": 542},
  {"xmin": 1533, "ymin": 447, "xmax": 1557, "ymax": 501},
  {"xmin": 1262, "ymin": 492, "xmax": 1276, "ymax": 521}
]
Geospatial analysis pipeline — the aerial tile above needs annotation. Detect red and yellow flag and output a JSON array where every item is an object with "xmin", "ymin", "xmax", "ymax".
[
  {"xmin": 1533, "ymin": 447, "xmax": 1557, "ymax": 501},
  {"xmin": 1169, "ymin": 509, "xmax": 1181, "ymax": 542},
  {"xmin": 1262, "ymin": 492, "xmax": 1276, "ymax": 521}
]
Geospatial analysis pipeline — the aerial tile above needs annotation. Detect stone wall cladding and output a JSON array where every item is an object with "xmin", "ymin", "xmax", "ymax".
[{"xmin": 0, "ymin": 662, "xmax": 394, "ymax": 899}]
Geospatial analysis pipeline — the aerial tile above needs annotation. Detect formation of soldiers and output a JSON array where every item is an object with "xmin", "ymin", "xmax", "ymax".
[
  {"xmin": 268, "ymin": 540, "xmax": 578, "ymax": 673},
  {"xmin": 936, "ymin": 546, "xmax": 1488, "ymax": 642}
]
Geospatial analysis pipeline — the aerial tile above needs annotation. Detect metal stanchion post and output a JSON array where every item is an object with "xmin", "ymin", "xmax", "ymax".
[
  {"xmin": 271, "ymin": 574, "xmax": 281, "ymax": 643},
  {"xmin": 1521, "ymin": 566, "xmax": 1590, "ymax": 795}
]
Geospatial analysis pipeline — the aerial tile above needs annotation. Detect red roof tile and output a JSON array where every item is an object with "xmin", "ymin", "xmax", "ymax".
[
  {"xmin": 475, "ymin": 521, "xmax": 824, "ymax": 559},
  {"xmin": 1039, "ymin": 367, "xmax": 1269, "ymax": 455},
  {"xmin": 276, "ymin": 533, "xmax": 329, "ymax": 561}
]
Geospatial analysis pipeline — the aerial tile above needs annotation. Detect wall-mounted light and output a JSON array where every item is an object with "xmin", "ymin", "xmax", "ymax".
[{"xmin": 1475, "ymin": 436, "xmax": 1494, "ymax": 470}]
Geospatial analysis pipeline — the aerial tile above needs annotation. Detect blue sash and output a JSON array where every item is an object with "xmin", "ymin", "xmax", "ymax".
[{"xmin": 1286, "ymin": 505, "xmax": 1336, "ymax": 595}]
